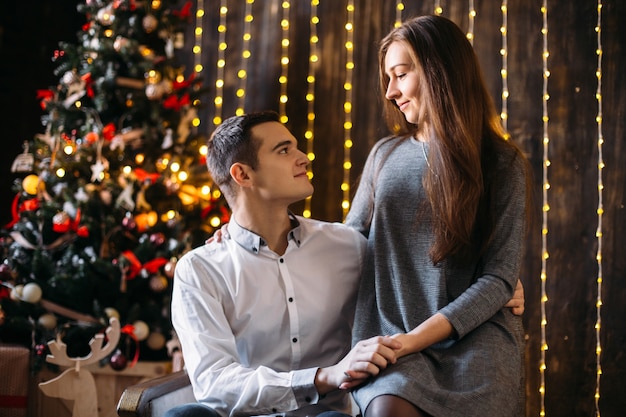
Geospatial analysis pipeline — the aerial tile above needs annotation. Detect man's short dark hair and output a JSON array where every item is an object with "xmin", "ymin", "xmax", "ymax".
[{"xmin": 206, "ymin": 111, "xmax": 280, "ymax": 200}]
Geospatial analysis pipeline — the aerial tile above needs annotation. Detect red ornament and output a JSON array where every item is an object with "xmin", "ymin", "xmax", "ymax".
[
  {"xmin": 35, "ymin": 343, "xmax": 47, "ymax": 357},
  {"xmin": 52, "ymin": 212, "xmax": 71, "ymax": 232},
  {"xmin": 109, "ymin": 349, "xmax": 128, "ymax": 371}
]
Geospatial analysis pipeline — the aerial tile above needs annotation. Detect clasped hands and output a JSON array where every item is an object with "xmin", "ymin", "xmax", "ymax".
[
  {"xmin": 315, "ymin": 335, "xmax": 402, "ymax": 394},
  {"xmin": 316, "ymin": 278, "xmax": 525, "ymax": 393}
]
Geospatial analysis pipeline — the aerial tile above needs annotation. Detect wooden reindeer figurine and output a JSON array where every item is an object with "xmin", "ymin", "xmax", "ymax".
[{"xmin": 39, "ymin": 318, "xmax": 121, "ymax": 417}]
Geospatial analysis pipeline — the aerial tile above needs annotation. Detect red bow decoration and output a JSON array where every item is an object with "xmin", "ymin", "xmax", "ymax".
[
  {"xmin": 200, "ymin": 204, "xmax": 213, "ymax": 220},
  {"xmin": 4, "ymin": 195, "xmax": 40, "ymax": 229},
  {"xmin": 37, "ymin": 89, "xmax": 55, "ymax": 110},
  {"xmin": 172, "ymin": 1, "xmax": 193, "ymax": 21},
  {"xmin": 134, "ymin": 168, "xmax": 160, "ymax": 183},
  {"xmin": 163, "ymin": 94, "xmax": 190, "ymax": 112},
  {"xmin": 172, "ymin": 72, "xmax": 196, "ymax": 90},
  {"xmin": 221, "ymin": 206, "xmax": 231, "ymax": 223},
  {"xmin": 102, "ymin": 123, "xmax": 117, "ymax": 141},
  {"xmin": 81, "ymin": 72, "xmax": 95, "ymax": 98},
  {"xmin": 120, "ymin": 251, "xmax": 168, "ymax": 280},
  {"xmin": 52, "ymin": 209, "xmax": 89, "ymax": 237},
  {"xmin": 120, "ymin": 324, "xmax": 141, "ymax": 368}
]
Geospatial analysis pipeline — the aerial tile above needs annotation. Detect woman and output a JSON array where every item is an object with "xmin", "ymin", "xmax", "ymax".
[{"xmin": 345, "ymin": 15, "xmax": 531, "ymax": 417}]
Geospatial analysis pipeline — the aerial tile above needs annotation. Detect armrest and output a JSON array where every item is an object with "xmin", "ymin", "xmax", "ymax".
[{"xmin": 117, "ymin": 370, "xmax": 195, "ymax": 417}]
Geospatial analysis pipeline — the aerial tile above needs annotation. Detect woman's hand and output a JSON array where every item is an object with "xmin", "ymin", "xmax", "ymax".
[
  {"xmin": 504, "ymin": 279, "xmax": 525, "ymax": 316},
  {"xmin": 316, "ymin": 335, "xmax": 401, "ymax": 392}
]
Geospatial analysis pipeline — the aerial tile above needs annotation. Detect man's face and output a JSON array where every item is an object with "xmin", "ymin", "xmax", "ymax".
[{"xmin": 247, "ymin": 121, "xmax": 313, "ymax": 205}]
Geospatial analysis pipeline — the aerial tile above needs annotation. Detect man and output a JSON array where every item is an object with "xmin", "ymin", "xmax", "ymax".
[
  {"xmin": 166, "ymin": 111, "xmax": 525, "ymax": 417},
  {"xmin": 166, "ymin": 111, "xmax": 400, "ymax": 417}
]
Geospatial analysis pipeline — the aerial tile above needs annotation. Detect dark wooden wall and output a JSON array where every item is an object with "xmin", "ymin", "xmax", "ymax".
[{"xmin": 1, "ymin": 1, "xmax": 624, "ymax": 416}]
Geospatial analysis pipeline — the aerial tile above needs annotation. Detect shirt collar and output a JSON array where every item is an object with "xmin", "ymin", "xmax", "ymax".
[{"xmin": 228, "ymin": 212, "xmax": 303, "ymax": 255}]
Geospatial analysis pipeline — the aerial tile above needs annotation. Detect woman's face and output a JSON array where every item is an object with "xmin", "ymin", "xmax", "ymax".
[{"xmin": 384, "ymin": 41, "xmax": 426, "ymax": 126}]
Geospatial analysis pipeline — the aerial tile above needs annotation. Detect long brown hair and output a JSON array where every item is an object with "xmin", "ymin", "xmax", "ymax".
[{"xmin": 379, "ymin": 15, "xmax": 529, "ymax": 265}]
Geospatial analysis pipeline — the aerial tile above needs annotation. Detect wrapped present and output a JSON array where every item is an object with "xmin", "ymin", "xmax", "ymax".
[{"xmin": 0, "ymin": 344, "xmax": 30, "ymax": 417}]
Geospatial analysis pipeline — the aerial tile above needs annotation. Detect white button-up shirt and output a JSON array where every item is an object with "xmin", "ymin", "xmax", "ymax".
[{"xmin": 172, "ymin": 214, "xmax": 366, "ymax": 417}]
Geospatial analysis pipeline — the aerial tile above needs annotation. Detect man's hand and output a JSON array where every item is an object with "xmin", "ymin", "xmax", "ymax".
[
  {"xmin": 504, "ymin": 279, "xmax": 525, "ymax": 316},
  {"xmin": 315, "ymin": 336, "xmax": 401, "ymax": 393}
]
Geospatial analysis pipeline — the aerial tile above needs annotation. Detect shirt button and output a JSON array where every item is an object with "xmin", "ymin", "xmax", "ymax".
[
  {"xmin": 292, "ymin": 337, "xmax": 298, "ymax": 343},
  {"xmin": 305, "ymin": 396, "xmax": 312, "ymax": 403},
  {"xmin": 271, "ymin": 408, "xmax": 277, "ymax": 413},
  {"xmin": 279, "ymin": 258, "xmax": 284, "ymax": 263},
  {"xmin": 288, "ymin": 297, "xmax": 293, "ymax": 302}
]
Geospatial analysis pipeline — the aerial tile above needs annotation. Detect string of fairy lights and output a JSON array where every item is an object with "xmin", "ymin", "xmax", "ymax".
[
  {"xmin": 395, "ymin": 0, "xmax": 404, "ymax": 27},
  {"xmin": 540, "ymin": 2, "xmax": 550, "ymax": 415},
  {"xmin": 193, "ymin": 0, "xmax": 212, "ymax": 205},
  {"xmin": 341, "ymin": 0, "xmax": 355, "ymax": 220},
  {"xmin": 434, "ymin": 0, "xmax": 443, "ymax": 16},
  {"xmin": 212, "ymin": 1, "xmax": 228, "ymax": 126},
  {"xmin": 500, "ymin": 1, "xmax": 509, "ymax": 136},
  {"xmin": 594, "ymin": 2, "xmax": 604, "ymax": 415},
  {"xmin": 303, "ymin": 0, "xmax": 320, "ymax": 219},
  {"xmin": 193, "ymin": 1, "xmax": 204, "ymax": 93},
  {"xmin": 236, "ymin": 0, "xmax": 254, "ymax": 116},
  {"xmin": 278, "ymin": 1, "xmax": 291, "ymax": 124},
  {"xmin": 466, "ymin": 0, "xmax": 476, "ymax": 45}
]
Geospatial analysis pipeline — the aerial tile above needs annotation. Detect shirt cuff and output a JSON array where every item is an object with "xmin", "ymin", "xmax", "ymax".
[{"xmin": 291, "ymin": 367, "xmax": 321, "ymax": 407}]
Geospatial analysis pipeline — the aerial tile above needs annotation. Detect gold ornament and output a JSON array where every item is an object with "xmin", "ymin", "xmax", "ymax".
[
  {"xmin": 142, "ymin": 14, "xmax": 158, "ymax": 33},
  {"xmin": 146, "ymin": 332, "xmax": 166, "ymax": 350},
  {"xmin": 22, "ymin": 174, "xmax": 40, "ymax": 195}
]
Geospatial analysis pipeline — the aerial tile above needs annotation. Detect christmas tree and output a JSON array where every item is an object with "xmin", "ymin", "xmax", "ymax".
[{"xmin": 0, "ymin": 0, "xmax": 229, "ymax": 371}]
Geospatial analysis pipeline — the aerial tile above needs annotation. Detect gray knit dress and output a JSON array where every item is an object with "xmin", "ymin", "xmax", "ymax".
[{"xmin": 346, "ymin": 136, "xmax": 526, "ymax": 417}]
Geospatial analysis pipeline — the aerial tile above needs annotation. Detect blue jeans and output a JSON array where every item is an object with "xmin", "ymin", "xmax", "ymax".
[
  {"xmin": 164, "ymin": 404, "xmax": 220, "ymax": 417},
  {"xmin": 164, "ymin": 403, "xmax": 352, "ymax": 417}
]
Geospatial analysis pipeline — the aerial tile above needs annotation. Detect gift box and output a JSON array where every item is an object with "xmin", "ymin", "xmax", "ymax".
[{"xmin": 0, "ymin": 344, "xmax": 30, "ymax": 417}]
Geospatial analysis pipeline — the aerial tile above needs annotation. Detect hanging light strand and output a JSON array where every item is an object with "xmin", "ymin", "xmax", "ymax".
[
  {"xmin": 303, "ymin": 0, "xmax": 320, "ymax": 219},
  {"xmin": 500, "ymin": 1, "xmax": 509, "ymax": 136},
  {"xmin": 278, "ymin": 1, "xmax": 291, "ymax": 123},
  {"xmin": 341, "ymin": 0, "xmax": 355, "ymax": 219},
  {"xmin": 236, "ymin": 0, "xmax": 255, "ymax": 116},
  {"xmin": 594, "ymin": 2, "xmax": 604, "ymax": 415},
  {"xmin": 434, "ymin": 0, "xmax": 443, "ymax": 16},
  {"xmin": 467, "ymin": 0, "xmax": 476, "ymax": 44},
  {"xmin": 213, "ymin": 2, "xmax": 229, "ymax": 126},
  {"xmin": 395, "ymin": 0, "xmax": 404, "ymax": 27},
  {"xmin": 193, "ymin": 1, "xmax": 205, "ymax": 78},
  {"xmin": 192, "ymin": 0, "xmax": 205, "ymax": 133},
  {"xmin": 540, "ymin": 2, "xmax": 550, "ymax": 416}
]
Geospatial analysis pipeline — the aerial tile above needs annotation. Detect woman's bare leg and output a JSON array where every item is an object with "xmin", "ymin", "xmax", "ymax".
[{"xmin": 363, "ymin": 394, "xmax": 430, "ymax": 417}]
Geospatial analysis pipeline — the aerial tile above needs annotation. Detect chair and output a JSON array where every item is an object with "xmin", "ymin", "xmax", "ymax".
[
  {"xmin": 117, "ymin": 370, "xmax": 195, "ymax": 417},
  {"xmin": 117, "ymin": 369, "xmax": 360, "ymax": 417}
]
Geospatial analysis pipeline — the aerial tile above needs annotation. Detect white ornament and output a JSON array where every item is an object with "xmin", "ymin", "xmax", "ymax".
[
  {"xmin": 133, "ymin": 320, "xmax": 150, "ymax": 341},
  {"xmin": 21, "ymin": 282, "xmax": 43, "ymax": 303}
]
